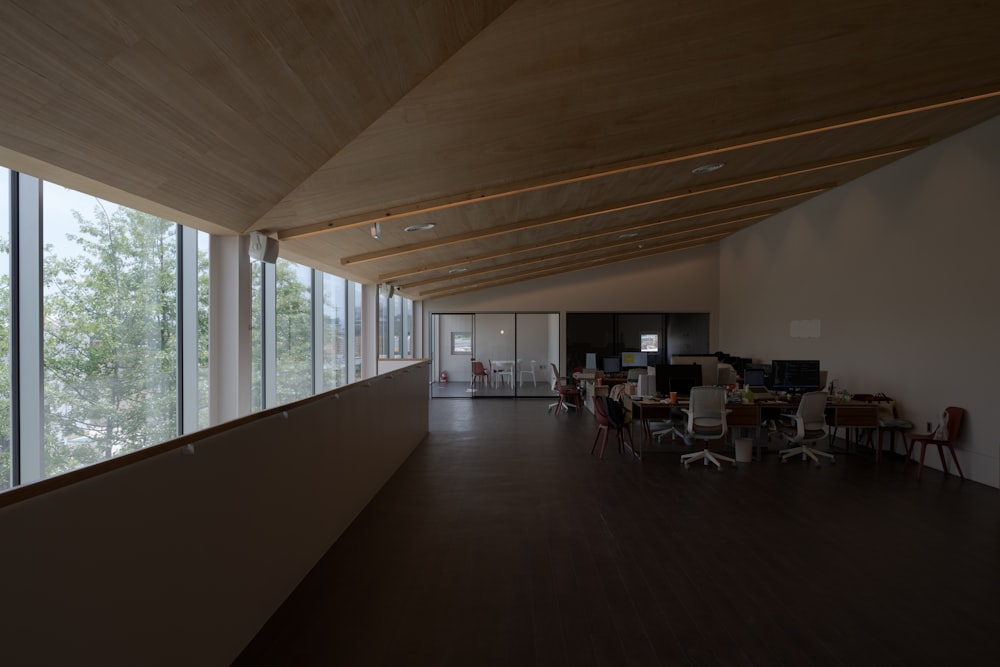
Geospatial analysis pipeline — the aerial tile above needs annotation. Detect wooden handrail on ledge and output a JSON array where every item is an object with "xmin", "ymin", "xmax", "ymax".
[{"xmin": 0, "ymin": 361, "xmax": 430, "ymax": 510}]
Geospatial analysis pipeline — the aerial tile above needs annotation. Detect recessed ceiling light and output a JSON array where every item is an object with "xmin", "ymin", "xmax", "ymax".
[
  {"xmin": 404, "ymin": 223, "xmax": 436, "ymax": 232},
  {"xmin": 691, "ymin": 162, "xmax": 726, "ymax": 174},
  {"xmin": 617, "ymin": 232, "xmax": 639, "ymax": 239},
  {"xmin": 448, "ymin": 267, "xmax": 468, "ymax": 274}
]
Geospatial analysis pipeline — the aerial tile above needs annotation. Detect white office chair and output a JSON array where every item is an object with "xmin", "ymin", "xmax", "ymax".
[
  {"xmin": 547, "ymin": 363, "xmax": 579, "ymax": 413},
  {"xmin": 677, "ymin": 386, "xmax": 736, "ymax": 470},
  {"xmin": 517, "ymin": 359, "xmax": 537, "ymax": 386},
  {"xmin": 779, "ymin": 391, "xmax": 834, "ymax": 465}
]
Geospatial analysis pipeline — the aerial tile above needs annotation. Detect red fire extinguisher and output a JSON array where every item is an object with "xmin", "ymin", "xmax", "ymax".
[{"xmin": 440, "ymin": 371, "xmax": 448, "ymax": 383}]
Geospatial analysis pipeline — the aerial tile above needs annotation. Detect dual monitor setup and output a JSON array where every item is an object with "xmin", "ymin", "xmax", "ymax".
[
  {"xmin": 598, "ymin": 351, "xmax": 650, "ymax": 374},
  {"xmin": 654, "ymin": 359, "xmax": 823, "ymax": 398}
]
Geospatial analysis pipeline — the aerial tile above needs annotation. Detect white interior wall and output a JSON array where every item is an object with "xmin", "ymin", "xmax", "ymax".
[
  {"xmin": 720, "ymin": 114, "xmax": 1000, "ymax": 487},
  {"xmin": 0, "ymin": 364, "xmax": 430, "ymax": 665}
]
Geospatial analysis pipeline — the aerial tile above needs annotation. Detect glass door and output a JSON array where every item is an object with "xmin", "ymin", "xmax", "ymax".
[
  {"xmin": 430, "ymin": 312, "xmax": 559, "ymax": 398},
  {"xmin": 431, "ymin": 313, "xmax": 475, "ymax": 398},
  {"xmin": 514, "ymin": 313, "xmax": 560, "ymax": 397},
  {"xmin": 474, "ymin": 313, "xmax": 516, "ymax": 396}
]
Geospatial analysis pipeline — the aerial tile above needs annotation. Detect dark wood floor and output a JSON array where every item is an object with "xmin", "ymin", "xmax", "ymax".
[{"xmin": 235, "ymin": 398, "xmax": 1000, "ymax": 666}]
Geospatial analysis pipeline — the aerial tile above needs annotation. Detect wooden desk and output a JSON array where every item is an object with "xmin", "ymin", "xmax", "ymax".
[
  {"xmin": 626, "ymin": 398, "xmax": 878, "ymax": 461},
  {"xmin": 826, "ymin": 400, "xmax": 879, "ymax": 457}
]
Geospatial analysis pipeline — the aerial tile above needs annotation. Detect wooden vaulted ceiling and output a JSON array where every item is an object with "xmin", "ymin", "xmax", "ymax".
[{"xmin": 2, "ymin": 0, "xmax": 1000, "ymax": 300}]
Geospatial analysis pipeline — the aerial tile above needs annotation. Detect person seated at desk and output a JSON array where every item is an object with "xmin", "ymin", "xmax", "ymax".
[{"xmin": 715, "ymin": 350, "xmax": 738, "ymax": 386}]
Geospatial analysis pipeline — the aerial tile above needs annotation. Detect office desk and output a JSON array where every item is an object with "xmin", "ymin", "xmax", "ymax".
[
  {"xmin": 626, "ymin": 398, "xmax": 878, "ymax": 461},
  {"xmin": 826, "ymin": 401, "xmax": 879, "ymax": 457}
]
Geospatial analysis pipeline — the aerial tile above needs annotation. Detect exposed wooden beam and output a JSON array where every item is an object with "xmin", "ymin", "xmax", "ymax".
[
  {"xmin": 343, "ymin": 141, "xmax": 917, "ymax": 267},
  {"xmin": 416, "ymin": 235, "xmax": 729, "ymax": 299},
  {"xmin": 398, "ymin": 212, "xmax": 771, "ymax": 289},
  {"xmin": 271, "ymin": 86, "xmax": 998, "ymax": 241},
  {"xmin": 377, "ymin": 188, "xmax": 823, "ymax": 282}
]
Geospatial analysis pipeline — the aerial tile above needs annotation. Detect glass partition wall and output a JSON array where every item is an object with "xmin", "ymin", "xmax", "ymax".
[{"xmin": 431, "ymin": 312, "xmax": 558, "ymax": 398}]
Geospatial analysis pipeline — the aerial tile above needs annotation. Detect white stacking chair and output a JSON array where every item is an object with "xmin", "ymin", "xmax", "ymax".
[{"xmin": 517, "ymin": 359, "xmax": 537, "ymax": 386}]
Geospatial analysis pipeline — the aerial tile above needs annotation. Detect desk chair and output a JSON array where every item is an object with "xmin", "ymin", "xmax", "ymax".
[
  {"xmin": 876, "ymin": 398, "xmax": 914, "ymax": 463},
  {"xmin": 492, "ymin": 359, "xmax": 513, "ymax": 386},
  {"xmin": 903, "ymin": 407, "xmax": 965, "ymax": 481},
  {"xmin": 548, "ymin": 363, "xmax": 581, "ymax": 414},
  {"xmin": 517, "ymin": 359, "xmax": 537, "ymax": 386},
  {"xmin": 470, "ymin": 360, "xmax": 489, "ymax": 388},
  {"xmin": 592, "ymin": 396, "xmax": 633, "ymax": 459},
  {"xmin": 677, "ymin": 386, "xmax": 736, "ymax": 470},
  {"xmin": 779, "ymin": 391, "xmax": 834, "ymax": 465}
]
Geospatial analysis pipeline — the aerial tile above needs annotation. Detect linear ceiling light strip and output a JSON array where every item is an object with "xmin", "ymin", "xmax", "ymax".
[
  {"xmin": 400, "ymin": 213, "xmax": 771, "ymax": 289},
  {"xmin": 417, "ymin": 234, "xmax": 732, "ymax": 299},
  {"xmin": 344, "ymin": 141, "xmax": 916, "ymax": 267},
  {"xmin": 377, "ymin": 184, "xmax": 830, "ymax": 282},
  {"xmin": 273, "ymin": 87, "xmax": 1000, "ymax": 241}
]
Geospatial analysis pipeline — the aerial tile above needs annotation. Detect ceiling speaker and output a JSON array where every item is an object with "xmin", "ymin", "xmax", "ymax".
[{"xmin": 248, "ymin": 232, "xmax": 279, "ymax": 264}]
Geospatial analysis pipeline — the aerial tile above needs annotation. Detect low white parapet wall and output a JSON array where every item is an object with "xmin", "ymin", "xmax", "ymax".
[{"xmin": 0, "ymin": 361, "xmax": 430, "ymax": 666}]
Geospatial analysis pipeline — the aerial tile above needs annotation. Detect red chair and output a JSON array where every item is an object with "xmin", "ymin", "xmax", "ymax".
[
  {"xmin": 903, "ymin": 407, "xmax": 965, "ymax": 481},
  {"xmin": 548, "ymin": 363, "xmax": 581, "ymax": 414},
  {"xmin": 470, "ymin": 360, "xmax": 489, "ymax": 388},
  {"xmin": 591, "ymin": 396, "xmax": 634, "ymax": 459}
]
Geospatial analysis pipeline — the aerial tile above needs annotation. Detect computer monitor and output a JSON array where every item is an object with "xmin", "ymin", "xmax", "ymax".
[
  {"xmin": 654, "ymin": 363, "xmax": 702, "ymax": 397},
  {"xmin": 743, "ymin": 366, "xmax": 766, "ymax": 386},
  {"xmin": 621, "ymin": 351, "xmax": 648, "ymax": 367},
  {"xmin": 731, "ymin": 357, "xmax": 752, "ymax": 377},
  {"xmin": 771, "ymin": 359, "xmax": 822, "ymax": 391},
  {"xmin": 602, "ymin": 356, "xmax": 621, "ymax": 373},
  {"xmin": 670, "ymin": 354, "xmax": 718, "ymax": 386}
]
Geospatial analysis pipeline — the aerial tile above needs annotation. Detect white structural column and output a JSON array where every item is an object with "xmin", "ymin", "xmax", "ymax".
[
  {"xmin": 360, "ymin": 283, "xmax": 378, "ymax": 379},
  {"xmin": 412, "ymin": 300, "xmax": 423, "ymax": 359},
  {"xmin": 208, "ymin": 235, "xmax": 252, "ymax": 425}
]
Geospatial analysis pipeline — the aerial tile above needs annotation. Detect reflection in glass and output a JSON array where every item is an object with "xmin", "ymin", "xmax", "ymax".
[
  {"xmin": 42, "ymin": 183, "xmax": 178, "ymax": 477},
  {"xmin": 323, "ymin": 273, "xmax": 347, "ymax": 390},
  {"xmin": 274, "ymin": 259, "xmax": 313, "ymax": 403},
  {"xmin": 0, "ymin": 167, "xmax": 10, "ymax": 490},
  {"xmin": 196, "ymin": 231, "xmax": 210, "ymax": 428}
]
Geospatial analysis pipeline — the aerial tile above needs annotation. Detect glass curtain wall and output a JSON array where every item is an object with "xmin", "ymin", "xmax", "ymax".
[
  {"xmin": 0, "ymin": 168, "xmax": 10, "ymax": 490},
  {"xmin": 378, "ymin": 292, "xmax": 414, "ymax": 359},
  {"xmin": 274, "ymin": 259, "xmax": 313, "ymax": 404},
  {"xmin": 43, "ymin": 183, "xmax": 179, "ymax": 476},
  {"xmin": 1, "ymin": 165, "xmax": 365, "ymax": 490},
  {"xmin": 196, "ymin": 231, "xmax": 211, "ymax": 429},
  {"xmin": 322, "ymin": 273, "xmax": 348, "ymax": 390}
]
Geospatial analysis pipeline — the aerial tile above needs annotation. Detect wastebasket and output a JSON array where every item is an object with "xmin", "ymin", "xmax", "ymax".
[{"xmin": 734, "ymin": 437, "xmax": 753, "ymax": 463}]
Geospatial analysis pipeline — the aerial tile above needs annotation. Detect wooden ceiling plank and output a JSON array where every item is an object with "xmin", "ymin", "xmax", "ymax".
[
  {"xmin": 342, "ymin": 142, "xmax": 917, "ymax": 266},
  {"xmin": 400, "ymin": 212, "xmax": 772, "ymax": 289},
  {"xmin": 416, "ymin": 235, "xmax": 731, "ymax": 299},
  {"xmin": 377, "ymin": 185, "xmax": 830, "ymax": 282},
  {"xmin": 274, "ymin": 87, "xmax": 997, "ymax": 241}
]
